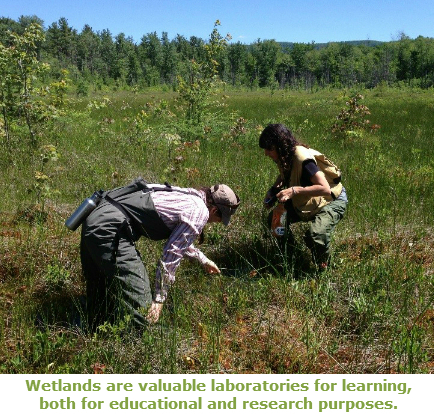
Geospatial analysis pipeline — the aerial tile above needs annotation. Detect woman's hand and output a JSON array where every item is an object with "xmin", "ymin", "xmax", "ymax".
[
  {"xmin": 277, "ymin": 187, "xmax": 297, "ymax": 203},
  {"xmin": 277, "ymin": 172, "xmax": 332, "ymax": 203},
  {"xmin": 146, "ymin": 301, "xmax": 163, "ymax": 324}
]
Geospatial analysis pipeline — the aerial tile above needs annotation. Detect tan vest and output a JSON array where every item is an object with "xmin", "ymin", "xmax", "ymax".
[{"xmin": 285, "ymin": 146, "xmax": 343, "ymax": 221}]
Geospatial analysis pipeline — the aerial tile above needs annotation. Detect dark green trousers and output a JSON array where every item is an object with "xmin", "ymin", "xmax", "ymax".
[{"xmin": 80, "ymin": 202, "xmax": 152, "ymax": 329}]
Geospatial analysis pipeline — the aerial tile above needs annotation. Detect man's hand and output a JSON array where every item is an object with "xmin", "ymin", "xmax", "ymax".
[
  {"xmin": 146, "ymin": 301, "xmax": 163, "ymax": 324},
  {"xmin": 203, "ymin": 259, "xmax": 221, "ymax": 274}
]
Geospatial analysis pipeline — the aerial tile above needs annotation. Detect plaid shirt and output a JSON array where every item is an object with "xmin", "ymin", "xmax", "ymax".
[{"xmin": 149, "ymin": 186, "xmax": 210, "ymax": 303}]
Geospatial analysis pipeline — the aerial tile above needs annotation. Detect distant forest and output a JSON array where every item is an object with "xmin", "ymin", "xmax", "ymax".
[{"xmin": 2, "ymin": 15, "xmax": 434, "ymax": 91}]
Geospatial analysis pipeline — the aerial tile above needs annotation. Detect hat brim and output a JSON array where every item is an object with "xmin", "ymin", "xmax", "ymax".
[
  {"xmin": 221, "ymin": 214, "xmax": 230, "ymax": 226},
  {"xmin": 218, "ymin": 204, "xmax": 232, "ymax": 226}
]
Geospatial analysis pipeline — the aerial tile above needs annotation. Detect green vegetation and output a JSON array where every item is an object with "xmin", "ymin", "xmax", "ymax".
[
  {"xmin": 1, "ymin": 84, "xmax": 433, "ymax": 373},
  {"xmin": 1, "ymin": 19, "xmax": 434, "ymax": 375},
  {"xmin": 1, "ymin": 15, "xmax": 434, "ymax": 92}
]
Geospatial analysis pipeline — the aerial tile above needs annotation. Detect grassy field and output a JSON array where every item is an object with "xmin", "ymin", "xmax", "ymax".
[{"xmin": 1, "ymin": 86, "xmax": 434, "ymax": 373}]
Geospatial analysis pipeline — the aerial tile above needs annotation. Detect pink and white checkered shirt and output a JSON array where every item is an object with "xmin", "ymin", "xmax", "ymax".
[{"xmin": 149, "ymin": 186, "xmax": 210, "ymax": 303}]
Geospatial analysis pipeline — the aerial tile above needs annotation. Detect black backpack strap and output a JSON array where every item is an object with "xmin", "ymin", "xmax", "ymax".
[{"xmin": 105, "ymin": 177, "xmax": 150, "ymax": 200}]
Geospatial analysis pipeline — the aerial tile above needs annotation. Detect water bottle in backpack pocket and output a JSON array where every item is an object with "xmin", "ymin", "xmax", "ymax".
[{"xmin": 65, "ymin": 190, "xmax": 104, "ymax": 231}]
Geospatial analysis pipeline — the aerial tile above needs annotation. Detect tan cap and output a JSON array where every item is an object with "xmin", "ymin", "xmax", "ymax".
[{"xmin": 210, "ymin": 184, "xmax": 240, "ymax": 226}]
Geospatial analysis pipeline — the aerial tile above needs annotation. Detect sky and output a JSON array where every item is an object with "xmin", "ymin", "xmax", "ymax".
[{"xmin": 1, "ymin": 0, "xmax": 434, "ymax": 44}]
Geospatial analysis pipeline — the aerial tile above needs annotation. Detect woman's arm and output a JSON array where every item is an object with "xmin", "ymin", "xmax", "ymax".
[{"xmin": 277, "ymin": 171, "xmax": 331, "ymax": 202}]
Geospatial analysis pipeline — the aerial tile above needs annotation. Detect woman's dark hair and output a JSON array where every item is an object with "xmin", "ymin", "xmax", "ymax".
[{"xmin": 259, "ymin": 124, "xmax": 303, "ymax": 174}]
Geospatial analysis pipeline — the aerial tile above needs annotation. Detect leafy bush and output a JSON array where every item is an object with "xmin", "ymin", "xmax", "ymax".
[{"xmin": 331, "ymin": 93, "xmax": 379, "ymax": 138}]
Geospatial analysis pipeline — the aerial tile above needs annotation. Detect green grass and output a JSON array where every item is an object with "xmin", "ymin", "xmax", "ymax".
[{"xmin": 0, "ymin": 86, "xmax": 433, "ymax": 373}]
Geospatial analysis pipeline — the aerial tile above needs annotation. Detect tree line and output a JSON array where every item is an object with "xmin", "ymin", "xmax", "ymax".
[{"xmin": 1, "ymin": 15, "xmax": 434, "ymax": 91}]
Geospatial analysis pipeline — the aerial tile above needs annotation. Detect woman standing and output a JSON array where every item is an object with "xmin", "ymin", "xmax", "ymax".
[{"xmin": 259, "ymin": 124, "xmax": 348, "ymax": 270}]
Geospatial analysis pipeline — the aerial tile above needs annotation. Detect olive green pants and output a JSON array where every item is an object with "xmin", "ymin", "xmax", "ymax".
[
  {"xmin": 270, "ymin": 191, "xmax": 347, "ymax": 266},
  {"xmin": 303, "ymin": 197, "xmax": 347, "ymax": 265}
]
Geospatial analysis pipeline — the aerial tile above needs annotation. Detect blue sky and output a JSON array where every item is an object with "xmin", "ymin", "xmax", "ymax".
[{"xmin": 1, "ymin": 0, "xmax": 433, "ymax": 44}]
